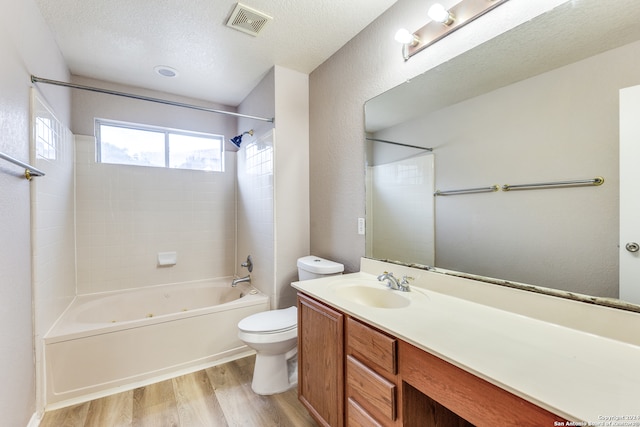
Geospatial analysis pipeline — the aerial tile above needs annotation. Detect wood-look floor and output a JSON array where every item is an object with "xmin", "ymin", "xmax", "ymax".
[{"xmin": 40, "ymin": 355, "xmax": 317, "ymax": 427}]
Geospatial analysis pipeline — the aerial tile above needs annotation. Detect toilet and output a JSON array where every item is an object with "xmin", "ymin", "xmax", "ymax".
[{"xmin": 237, "ymin": 255, "xmax": 344, "ymax": 395}]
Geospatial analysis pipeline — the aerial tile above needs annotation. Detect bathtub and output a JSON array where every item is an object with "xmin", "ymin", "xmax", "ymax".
[{"xmin": 44, "ymin": 278, "xmax": 269, "ymax": 407}]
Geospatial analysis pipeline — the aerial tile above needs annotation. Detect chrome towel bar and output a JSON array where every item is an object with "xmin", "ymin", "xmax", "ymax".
[
  {"xmin": 434, "ymin": 185, "xmax": 499, "ymax": 196},
  {"xmin": 0, "ymin": 151, "xmax": 45, "ymax": 180},
  {"xmin": 502, "ymin": 176, "xmax": 604, "ymax": 191},
  {"xmin": 435, "ymin": 177, "xmax": 604, "ymax": 196},
  {"xmin": 366, "ymin": 137, "xmax": 433, "ymax": 151}
]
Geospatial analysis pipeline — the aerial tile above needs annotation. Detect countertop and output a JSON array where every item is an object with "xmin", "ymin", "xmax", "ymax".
[{"xmin": 292, "ymin": 258, "xmax": 640, "ymax": 424}]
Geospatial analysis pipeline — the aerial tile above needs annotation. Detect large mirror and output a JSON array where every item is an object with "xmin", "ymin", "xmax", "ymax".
[{"xmin": 365, "ymin": 0, "xmax": 640, "ymax": 310}]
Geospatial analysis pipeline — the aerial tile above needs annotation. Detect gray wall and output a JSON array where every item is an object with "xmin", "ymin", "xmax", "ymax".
[{"xmin": 0, "ymin": 1, "xmax": 70, "ymax": 424}]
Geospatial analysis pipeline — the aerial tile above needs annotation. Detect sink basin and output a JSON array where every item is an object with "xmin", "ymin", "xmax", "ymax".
[{"xmin": 333, "ymin": 285, "xmax": 411, "ymax": 309}]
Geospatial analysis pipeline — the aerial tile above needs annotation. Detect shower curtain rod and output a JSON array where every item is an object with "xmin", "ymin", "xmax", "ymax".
[
  {"xmin": 366, "ymin": 137, "xmax": 433, "ymax": 151},
  {"xmin": 31, "ymin": 76, "xmax": 275, "ymax": 123}
]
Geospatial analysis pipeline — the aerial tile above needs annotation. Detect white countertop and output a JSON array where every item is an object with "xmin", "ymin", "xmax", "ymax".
[{"xmin": 292, "ymin": 258, "xmax": 640, "ymax": 424}]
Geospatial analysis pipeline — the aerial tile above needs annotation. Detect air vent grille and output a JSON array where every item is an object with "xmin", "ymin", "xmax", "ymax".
[{"xmin": 226, "ymin": 3, "xmax": 272, "ymax": 37}]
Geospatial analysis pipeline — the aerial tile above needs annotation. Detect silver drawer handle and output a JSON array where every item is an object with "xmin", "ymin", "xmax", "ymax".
[{"xmin": 626, "ymin": 242, "xmax": 639, "ymax": 253}]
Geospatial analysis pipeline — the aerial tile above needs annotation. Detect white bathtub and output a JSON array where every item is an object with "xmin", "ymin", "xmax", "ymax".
[{"xmin": 44, "ymin": 278, "xmax": 269, "ymax": 407}]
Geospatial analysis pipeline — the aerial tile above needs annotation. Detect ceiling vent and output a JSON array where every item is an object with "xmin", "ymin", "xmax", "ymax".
[{"xmin": 226, "ymin": 3, "xmax": 272, "ymax": 37}]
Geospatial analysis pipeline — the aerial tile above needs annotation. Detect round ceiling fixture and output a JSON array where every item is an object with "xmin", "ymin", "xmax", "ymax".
[{"xmin": 154, "ymin": 65, "xmax": 178, "ymax": 78}]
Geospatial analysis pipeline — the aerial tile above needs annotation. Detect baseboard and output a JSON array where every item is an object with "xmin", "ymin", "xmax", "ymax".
[{"xmin": 26, "ymin": 412, "xmax": 41, "ymax": 427}]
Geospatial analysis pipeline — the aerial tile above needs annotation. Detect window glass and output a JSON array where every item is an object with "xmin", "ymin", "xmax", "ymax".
[
  {"xmin": 35, "ymin": 117, "xmax": 57, "ymax": 160},
  {"xmin": 96, "ymin": 119, "xmax": 224, "ymax": 172},
  {"xmin": 100, "ymin": 125, "xmax": 165, "ymax": 167},
  {"xmin": 245, "ymin": 140, "xmax": 273, "ymax": 176},
  {"xmin": 169, "ymin": 133, "xmax": 222, "ymax": 171}
]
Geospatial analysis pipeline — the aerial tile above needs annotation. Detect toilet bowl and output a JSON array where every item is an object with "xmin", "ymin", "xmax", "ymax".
[
  {"xmin": 237, "ymin": 306, "xmax": 298, "ymax": 395},
  {"xmin": 237, "ymin": 255, "xmax": 344, "ymax": 395}
]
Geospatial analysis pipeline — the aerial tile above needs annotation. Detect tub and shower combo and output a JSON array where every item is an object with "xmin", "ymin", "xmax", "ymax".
[{"xmin": 44, "ymin": 278, "xmax": 269, "ymax": 407}]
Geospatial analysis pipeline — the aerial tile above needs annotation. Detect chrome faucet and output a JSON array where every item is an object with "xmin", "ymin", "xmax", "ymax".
[
  {"xmin": 377, "ymin": 271, "xmax": 400, "ymax": 289},
  {"xmin": 232, "ymin": 275, "xmax": 251, "ymax": 287},
  {"xmin": 233, "ymin": 255, "xmax": 253, "ymax": 287},
  {"xmin": 377, "ymin": 272, "xmax": 412, "ymax": 292}
]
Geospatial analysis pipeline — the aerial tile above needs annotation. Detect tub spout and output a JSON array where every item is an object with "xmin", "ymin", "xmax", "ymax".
[{"xmin": 232, "ymin": 275, "xmax": 251, "ymax": 287}]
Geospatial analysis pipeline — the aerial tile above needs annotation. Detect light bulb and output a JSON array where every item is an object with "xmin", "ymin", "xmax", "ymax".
[
  {"xmin": 428, "ymin": 3, "xmax": 454, "ymax": 25},
  {"xmin": 394, "ymin": 28, "xmax": 415, "ymax": 45}
]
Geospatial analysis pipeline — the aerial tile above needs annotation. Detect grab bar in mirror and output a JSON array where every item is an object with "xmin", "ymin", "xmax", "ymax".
[
  {"xmin": 434, "ymin": 185, "xmax": 499, "ymax": 196},
  {"xmin": 0, "ymin": 151, "xmax": 45, "ymax": 180},
  {"xmin": 366, "ymin": 137, "xmax": 433, "ymax": 151},
  {"xmin": 502, "ymin": 176, "xmax": 604, "ymax": 191}
]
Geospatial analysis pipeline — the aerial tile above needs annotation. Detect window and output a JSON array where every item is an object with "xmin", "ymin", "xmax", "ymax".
[
  {"xmin": 96, "ymin": 119, "xmax": 224, "ymax": 171},
  {"xmin": 35, "ymin": 116, "xmax": 58, "ymax": 160},
  {"xmin": 245, "ymin": 139, "xmax": 273, "ymax": 176}
]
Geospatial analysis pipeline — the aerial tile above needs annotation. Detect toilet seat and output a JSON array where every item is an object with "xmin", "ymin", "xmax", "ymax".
[{"xmin": 238, "ymin": 306, "xmax": 297, "ymax": 334}]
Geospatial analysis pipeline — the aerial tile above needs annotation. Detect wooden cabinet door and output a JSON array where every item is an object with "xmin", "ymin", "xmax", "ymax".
[{"xmin": 298, "ymin": 293, "xmax": 345, "ymax": 427}]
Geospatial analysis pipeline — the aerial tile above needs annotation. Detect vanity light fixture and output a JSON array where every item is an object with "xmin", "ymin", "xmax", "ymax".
[
  {"xmin": 394, "ymin": 28, "xmax": 418, "ymax": 45},
  {"xmin": 394, "ymin": 28, "xmax": 421, "ymax": 60},
  {"xmin": 428, "ymin": 3, "xmax": 455, "ymax": 25},
  {"xmin": 396, "ymin": 0, "xmax": 509, "ymax": 61}
]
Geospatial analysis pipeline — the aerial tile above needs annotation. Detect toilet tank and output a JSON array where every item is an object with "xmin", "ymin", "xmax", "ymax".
[{"xmin": 297, "ymin": 255, "xmax": 344, "ymax": 281}]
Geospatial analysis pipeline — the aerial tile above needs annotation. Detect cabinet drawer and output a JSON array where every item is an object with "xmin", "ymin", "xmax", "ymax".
[
  {"xmin": 347, "ymin": 398, "xmax": 384, "ymax": 427},
  {"xmin": 347, "ymin": 317, "xmax": 397, "ymax": 375},
  {"xmin": 346, "ymin": 355, "xmax": 396, "ymax": 422}
]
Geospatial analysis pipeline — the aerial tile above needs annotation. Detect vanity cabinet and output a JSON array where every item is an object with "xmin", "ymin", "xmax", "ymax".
[
  {"xmin": 298, "ymin": 293, "xmax": 345, "ymax": 427},
  {"xmin": 297, "ymin": 292, "xmax": 568, "ymax": 427}
]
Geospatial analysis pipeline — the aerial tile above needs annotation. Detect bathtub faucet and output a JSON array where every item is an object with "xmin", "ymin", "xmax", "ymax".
[{"xmin": 232, "ymin": 275, "xmax": 251, "ymax": 287}]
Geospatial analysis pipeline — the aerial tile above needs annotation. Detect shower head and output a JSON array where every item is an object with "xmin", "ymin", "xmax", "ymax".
[{"xmin": 230, "ymin": 129, "xmax": 254, "ymax": 148}]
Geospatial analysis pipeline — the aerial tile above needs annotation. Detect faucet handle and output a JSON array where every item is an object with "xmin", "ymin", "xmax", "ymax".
[
  {"xmin": 241, "ymin": 255, "xmax": 253, "ymax": 272},
  {"xmin": 399, "ymin": 275, "xmax": 414, "ymax": 291}
]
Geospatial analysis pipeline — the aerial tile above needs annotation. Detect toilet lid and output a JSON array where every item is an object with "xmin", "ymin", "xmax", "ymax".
[{"xmin": 238, "ymin": 306, "xmax": 297, "ymax": 333}]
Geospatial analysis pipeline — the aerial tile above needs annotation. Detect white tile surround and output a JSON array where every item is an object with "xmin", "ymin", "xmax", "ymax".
[
  {"xmin": 74, "ymin": 135, "xmax": 237, "ymax": 293},
  {"xmin": 236, "ymin": 130, "xmax": 275, "ymax": 302},
  {"xmin": 30, "ymin": 90, "xmax": 76, "ymax": 413},
  {"xmin": 367, "ymin": 153, "xmax": 434, "ymax": 265},
  {"xmin": 31, "ymin": 90, "xmax": 76, "ymax": 339}
]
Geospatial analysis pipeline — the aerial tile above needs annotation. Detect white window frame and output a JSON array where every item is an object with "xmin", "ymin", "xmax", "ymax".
[{"xmin": 95, "ymin": 118, "xmax": 225, "ymax": 172}]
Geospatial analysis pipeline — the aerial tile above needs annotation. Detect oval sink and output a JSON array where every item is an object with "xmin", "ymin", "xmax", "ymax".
[{"xmin": 334, "ymin": 285, "xmax": 410, "ymax": 309}]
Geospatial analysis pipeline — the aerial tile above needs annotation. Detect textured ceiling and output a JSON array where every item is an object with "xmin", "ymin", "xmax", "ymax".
[{"xmin": 34, "ymin": 0, "xmax": 397, "ymax": 106}]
